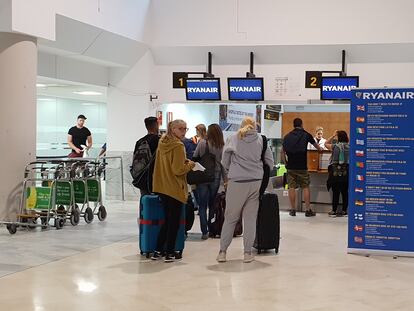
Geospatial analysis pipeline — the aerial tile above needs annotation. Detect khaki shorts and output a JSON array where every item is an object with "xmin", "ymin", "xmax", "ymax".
[{"xmin": 287, "ymin": 170, "xmax": 310, "ymax": 189}]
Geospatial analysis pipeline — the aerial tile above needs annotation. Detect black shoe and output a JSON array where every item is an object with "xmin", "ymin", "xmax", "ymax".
[
  {"xmin": 151, "ymin": 251, "xmax": 162, "ymax": 261},
  {"xmin": 336, "ymin": 212, "xmax": 343, "ymax": 217},
  {"xmin": 164, "ymin": 254, "xmax": 175, "ymax": 263},
  {"xmin": 289, "ymin": 209, "xmax": 296, "ymax": 216},
  {"xmin": 343, "ymin": 211, "xmax": 348, "ymax": 216},
  {"xmin": 328, "ymin": 210, "xmax": 336, "ymax": 217},
  {"xmin": 174, "ymin": 252, "xmax": 183, "ymax": 261},
  {"xmin": 305, "ymin": 210, "xmax": 316, "ymax": 217}
]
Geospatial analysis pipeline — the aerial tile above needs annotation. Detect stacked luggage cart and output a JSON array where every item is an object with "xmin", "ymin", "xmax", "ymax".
[{"xmin": 1, "ymin": 158, "xmax": 107, "ymax": 234}]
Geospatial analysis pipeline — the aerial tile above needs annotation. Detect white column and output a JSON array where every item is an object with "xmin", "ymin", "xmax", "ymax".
[{"xmin": 0, "ymin": 32, "xmax": 37, "ymax": 220}]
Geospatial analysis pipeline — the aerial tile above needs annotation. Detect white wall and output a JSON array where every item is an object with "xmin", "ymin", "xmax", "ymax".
[
  {"xmin": 107, "ymin": 51, "xmax": 155, "ymax": 152},
  {"xmin": 38, "ymin": 52, "xmax": 109, "ymax": 87},
  {"xmin": 11, "ymin": 0, "xmax": 151, "ymax": 41},
  {"xmin": 153, "ymin": 62, "xmax": 414, "ymax": 103},
  {"xmin": 149, "ymin": 0, "xmax": 414, "ymax": 46}
]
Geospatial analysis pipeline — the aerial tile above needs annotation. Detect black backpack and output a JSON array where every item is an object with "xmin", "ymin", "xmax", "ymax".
[{"xmin": 130, "ymin": 138, "xmax": 154, "ymax": 192}]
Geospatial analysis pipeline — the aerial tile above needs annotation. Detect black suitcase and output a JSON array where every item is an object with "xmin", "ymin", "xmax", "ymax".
[
  {"xmin": 254, "ymin": 192, "xmax": 280, "ymax": 254},
  {"xmin": 210, "ymin": 192, "xmax": 243, "ymax": 238}
]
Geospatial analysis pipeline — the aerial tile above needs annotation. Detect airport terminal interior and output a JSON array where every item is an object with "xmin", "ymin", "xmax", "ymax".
[{"xmin": 1, "ymin": 1, "xmax": 414, "ymax": 310}]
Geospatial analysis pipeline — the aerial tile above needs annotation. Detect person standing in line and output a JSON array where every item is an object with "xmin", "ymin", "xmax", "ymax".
[
  {"xmin": 151, "ymin": 120, "xmax": 195, "ymax": 263},
  {"xmin": 192, "ymin": 124, "xmax": 207, "ymax": 144},
  {"xmin": 216, "ymin": 117, "xmax": 274, "ymax": 263},
  {"xmin": 67, "ymin": 114, "xmax": 92, "ymax": 158},
  {"xmin": 193, "ymin": 124, "xmax": 225, "ymax": 240},
  {"xmin": 308, "ymin": 126, "xmax": 328, "ymax": 150},
  {"xmin": 281, "ymin": 118, "xmax": 322, "ymax": 217},
  {"xmin": 325, "ymin": 130, "xmax": 350, "ymax": 217},
  {"xmin": 133, "ymin": 117, "xmax": 160, "ymax": 197}
]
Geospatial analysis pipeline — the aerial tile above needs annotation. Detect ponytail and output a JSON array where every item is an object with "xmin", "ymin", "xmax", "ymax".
[{"xmin": 238, "ymin": 117, "xmax": 256, "ymax": 139}]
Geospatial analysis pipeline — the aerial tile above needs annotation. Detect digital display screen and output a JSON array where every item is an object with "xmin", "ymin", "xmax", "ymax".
[
  {"xmin": 185, "ymin": 78, "xmax": 221, "ymax": 101},
  {"xmin": 228, "ymin": 78, "xmax": 264, "ymax": 101},
  {"xmin": 320, "ymin": 76, "xmax": 359, "ymax": 100}
]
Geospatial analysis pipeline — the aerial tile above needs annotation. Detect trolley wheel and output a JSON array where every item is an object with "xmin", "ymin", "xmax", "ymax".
[
  {"xmin": 84, "ymin": 207, "xmax": 94, "ymax": 224},
  {"xmin": 40, "ymin": 217, "xmax": 48, "ymax": 229},
  {"xmin": 57, "ymin": 205, "xmax": 66, "ymax": 215},
  {"xmin": 28, "ymin": 218, "xmax": 37, "ymax": 230},
  {"xmin": 55, "ymin": 218, "xmax": 65, "ymax": 230},
  {"xmin": 6, "ymin": 224, "xmax": 17, "ymax": 235},
  {"xmin": 70, "ymin": 209, "xmax": 80, "ymax": 226},
  {"xmin": 97, "ymin": 206, "xmax": 107, "ymax": 221}
]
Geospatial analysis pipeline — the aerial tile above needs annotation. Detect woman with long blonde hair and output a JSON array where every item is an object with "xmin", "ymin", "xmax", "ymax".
[
  {"xmin": 152, "ymin": 119, "xmax": 195, "ymax": 262},
  {"xmin": 217, "ymin": 117, "xmax": 274, "ymax": 263}
]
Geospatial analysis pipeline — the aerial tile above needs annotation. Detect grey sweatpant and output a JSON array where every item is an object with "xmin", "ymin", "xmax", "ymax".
[{"xmin": 220, "ymin": 180, "xmax": 261, "ymax": 253}]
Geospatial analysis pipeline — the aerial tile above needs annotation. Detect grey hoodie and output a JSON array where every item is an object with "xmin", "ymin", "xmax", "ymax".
[{"xmin": 221, "ymin": 130, "xmax": 274, "ymax": 182}]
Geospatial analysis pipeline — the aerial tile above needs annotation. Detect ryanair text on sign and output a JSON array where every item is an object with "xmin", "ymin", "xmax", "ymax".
[{"xmin": 355, "ymin": 91, "xmax": 414, "ymax": 100}]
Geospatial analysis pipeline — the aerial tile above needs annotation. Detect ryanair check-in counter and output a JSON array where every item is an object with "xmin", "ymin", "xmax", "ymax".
[{"xmin": 157, "ymin": 101, "xmax": 350, "ymax": 212}]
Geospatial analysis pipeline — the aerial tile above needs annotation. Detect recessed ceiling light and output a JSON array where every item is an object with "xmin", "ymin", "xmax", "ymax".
[
  {"xmin": 81, "ymin": 103, "xmax": 97, "ymax": 106},
  {"xmin": 36, "ymin": 83, "xmax": 47, "ymax": 88},
  {"xmin": 37, "ymin": 98, "xmax": 55, "ymax": 101},
  {"xmin": 73, "ymin": 91, "xmax": 102, "ymax": 96}
]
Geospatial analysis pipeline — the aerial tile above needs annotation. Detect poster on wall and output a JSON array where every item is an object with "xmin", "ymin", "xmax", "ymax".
[
  {"xmin": 219, "ymin": 104, "xmax": 257, "ymax": 132},
  {"xmin": 348, "ymin": 88, "xmax": 414, "ymax": 256},
  {"xmin": 167, "ymin": 112, "xmax": 173, "ymax": 123},
  {"xmin": 156, "ymin": 110, "xmax": 163, "ymax": 126}
]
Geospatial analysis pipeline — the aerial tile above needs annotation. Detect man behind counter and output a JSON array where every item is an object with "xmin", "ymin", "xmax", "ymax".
[{"xmin": 67, "ymin": 114, "xmax": 92, "ymax": 158}]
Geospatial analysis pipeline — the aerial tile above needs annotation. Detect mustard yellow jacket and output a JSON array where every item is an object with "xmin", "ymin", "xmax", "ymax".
[{"xmin": 152, "ymin": 135, "xmax": 193, "ymax": 203}]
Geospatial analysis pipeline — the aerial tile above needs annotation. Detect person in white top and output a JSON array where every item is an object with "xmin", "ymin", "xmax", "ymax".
[{"xmin": 308, "ymin": 126, "xmax": 327, "ymax": 150}]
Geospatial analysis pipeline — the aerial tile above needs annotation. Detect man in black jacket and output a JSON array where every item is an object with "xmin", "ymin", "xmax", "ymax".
[{"xmin": 281, "ymin": 118, "xmax": 322, "ymax": 217}]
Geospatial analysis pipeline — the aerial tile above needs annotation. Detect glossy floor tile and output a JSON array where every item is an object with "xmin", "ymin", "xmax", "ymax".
[{"xmin": 0, "ymin": 201, "xmax": 413, "ymax": 311}]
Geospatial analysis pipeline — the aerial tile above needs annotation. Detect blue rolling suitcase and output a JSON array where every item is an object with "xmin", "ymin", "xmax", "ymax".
[{"xmin": 139, "ymin": 194, "xmax": 185, "ymax": 258}]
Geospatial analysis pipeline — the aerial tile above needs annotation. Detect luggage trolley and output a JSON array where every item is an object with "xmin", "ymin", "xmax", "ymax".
[
  {"xmin": 85, "ymin": 160, "xmax": 107, "ymax": 222},
  {"xmin": 69, "ymin": 160, "xmax": 95, "ymax": 224},
  {"xmin": 2, "ymin": 161, "xmax": 65, "ymax": 234}
]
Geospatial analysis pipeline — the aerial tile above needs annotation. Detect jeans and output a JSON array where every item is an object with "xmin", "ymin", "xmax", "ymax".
[{"xmin": 197, "ymin": 172, "xmax": 221, "ymax": 235}]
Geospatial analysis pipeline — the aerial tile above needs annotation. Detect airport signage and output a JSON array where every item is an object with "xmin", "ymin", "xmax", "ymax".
[
  {"xmin": 228, "ymin": 78, "xmax": 264, "ymax": 101},
  {"xmin": 348, "ymin": 88, "xmax": 414, "ymax": 256},
  {"xmin": 320, "ymin": 76, "xmax": 359, "ymax": 100},
  {"xmin": 185, "ymin": 78, "xmax": 221, "ymax": 101}
]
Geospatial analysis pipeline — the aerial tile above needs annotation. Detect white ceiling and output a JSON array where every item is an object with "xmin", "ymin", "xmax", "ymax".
[{"xmin": 37, "ymin": 76, "xmax": 107, "ymax": 102}]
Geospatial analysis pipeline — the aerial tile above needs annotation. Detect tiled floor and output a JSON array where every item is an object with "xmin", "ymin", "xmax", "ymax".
[{"xmin": 0, "ymin": 201, "xmax": 413, "ymax": 311}]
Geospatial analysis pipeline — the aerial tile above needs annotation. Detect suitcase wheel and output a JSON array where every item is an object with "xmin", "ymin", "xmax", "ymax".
[
  {"xmin": 257, "ymin": 249, "xmax": 262, "ymax": 254},
  {"xmin": 145, "ymin": 253, "xmax": 150, "ymax": 258}
]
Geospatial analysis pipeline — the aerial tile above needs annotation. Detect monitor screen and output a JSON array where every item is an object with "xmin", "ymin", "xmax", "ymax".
[
  {"xmin": 185, "ymin": 78, "xmax": 221, "ymax": 101},
  {"xmin": 320, "ymin": 76, "xmax": 359, "ymax": 100},
  {"xmin": 228, "ymin": 78, "xmax": 264, "ymax": 101}
]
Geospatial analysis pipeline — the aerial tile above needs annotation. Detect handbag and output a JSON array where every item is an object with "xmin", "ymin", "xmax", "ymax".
[{"xmin": 187, "ymin": 142, "xmax": 216, "ymax": 185}]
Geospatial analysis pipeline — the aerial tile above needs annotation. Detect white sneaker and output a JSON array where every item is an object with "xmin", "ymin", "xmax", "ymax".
[
  {"xmin": 243, "ymin": 252, "xmax": 255, "ymax": 263},
  {"xmin": 216, "ymin": 251, "xmax": 226, "ymax": 263}
]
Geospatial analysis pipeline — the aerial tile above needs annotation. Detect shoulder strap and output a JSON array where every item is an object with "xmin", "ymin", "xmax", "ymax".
[{"xmin": 261, "ymin": 135, "xmax": 267, "ymax": 162}]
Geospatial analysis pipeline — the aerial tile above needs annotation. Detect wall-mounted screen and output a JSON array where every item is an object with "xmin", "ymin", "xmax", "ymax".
[
  {"xmin": 320, "ymin": 76, "xmax": 359, "ymax": 100},
  {"xmin": 228, "ymin": 77, "xmax": 264, "ymax": 101},
  {"xmin": 185, "ymin": 78, "xmax": 221, "ymax": 101}
]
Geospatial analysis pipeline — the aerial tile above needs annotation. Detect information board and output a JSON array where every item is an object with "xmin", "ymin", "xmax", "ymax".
[
  {"xmin": 321, "ymin": 76, "xmax": 359, "ymax": 100},
  {"xmin": 348, "ymin": 88, "xmax": 414, "ymax": 256},
  {"xmin": 185, "ymin": 78, "xmax": 221, "ymax": 101}
]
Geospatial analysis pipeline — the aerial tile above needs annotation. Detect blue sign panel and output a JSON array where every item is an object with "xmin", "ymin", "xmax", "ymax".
[
  {"xmin": 185, "ymin": 78, "xmax": 221, "ymax": 101},
  {"xmin": 228, "ymin": 78, "xmax": 264, "ymax": 101},
  {"xmin": 348, "ymin": 88, "xmax": 414, "ymax": 255},
  {"xmin": 320, "ymin": 76, "xmax": 359, "ymax": 100}
]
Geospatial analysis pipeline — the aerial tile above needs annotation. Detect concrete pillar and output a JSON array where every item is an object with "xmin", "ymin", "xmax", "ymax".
[{"xmin": 0, "ymin": 32, "xmax": 37, "ymax": 220}]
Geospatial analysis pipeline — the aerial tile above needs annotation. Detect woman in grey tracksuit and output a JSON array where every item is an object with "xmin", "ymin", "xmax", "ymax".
[{"xmin": 217, "ymin": 117, "xmax": 274, "ymax": 263}]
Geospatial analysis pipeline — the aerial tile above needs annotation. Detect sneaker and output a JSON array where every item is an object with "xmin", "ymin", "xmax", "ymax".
[
  {"xmin": 174, "ymin": 252, "xmax": 183, "ymax": 261},
  {"xmin": 336, "ymin": 211, "xmax": 344, "ymax": 217},
  {"xmin": 164, "ymin": 254, "xmax": 175, "ymax": 263},
  {"xmin": 328, "ymin": 210, "xmax": 337, "ymax": 217},
  {"xmin": 151, "ymin": 251, "xmax": 162, "ymax": 261},
  {"xmin": 289, "ymin": 209, "xmax": 296, "ymax": 216},
  {"xmin": 216, "ymin": 251, "xmax": 227, "ymax": 263},
  {"xmin": 343, "ymin": 211, "xmax": 348, "ymax": 217},
  {"xmin": 201, "ymin": 234, "xmax": 209, "ymax": 240},
  {"xmin": 243, "ymin": 252, "xmax": 255, "ymax": 263},
  {"xmin": 305, "ymin": 210, "xmax": 316, "ymax": 217}
]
